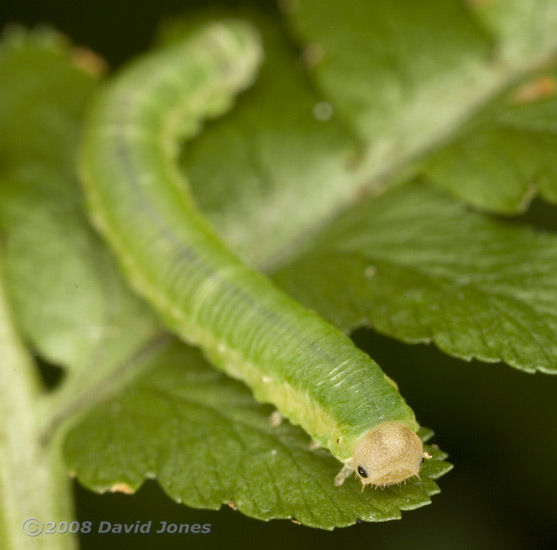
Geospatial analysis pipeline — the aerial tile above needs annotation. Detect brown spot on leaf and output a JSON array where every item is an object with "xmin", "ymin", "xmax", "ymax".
[
  {"xmin": 109, "ymin": 483, "xmax": 134, "ymax": 494},
  {"xmin": 302, "ymin": 43, "xmax": 324, "ymax": 68},
  {"xmin": 511, "ymin": 76, "xmax": 557, "ymax": 104},
  {"xmin": 71, "ymin": 47, "xmax": 108, "ymax": 77},
  {"xmin": 278, "ymin": 0, "xmax": 300, "ymax": 14}
]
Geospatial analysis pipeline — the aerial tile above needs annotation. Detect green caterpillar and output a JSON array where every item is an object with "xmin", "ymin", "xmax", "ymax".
[{"xmin": 79, "ymin": 20, "xmax": 425, "ymax": 488}]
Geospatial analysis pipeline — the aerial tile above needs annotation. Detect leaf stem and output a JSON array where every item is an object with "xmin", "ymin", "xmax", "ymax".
[
  {"xmin": 39, "ymin": 331, "xmax": 172, "ymax": 444},
  {"xmin": 0, "ymin": 263, "xmax": 76, "ymax": 550}
]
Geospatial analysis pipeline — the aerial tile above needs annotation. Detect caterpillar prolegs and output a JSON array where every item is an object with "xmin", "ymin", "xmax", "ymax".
[{"xmin": 79, "ymin": 20, "xmax": 425, "ymax": 488}]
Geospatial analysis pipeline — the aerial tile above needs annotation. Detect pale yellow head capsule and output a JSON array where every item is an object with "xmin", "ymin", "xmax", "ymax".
[{"xmin": 353, "ymin": 422, "xmax": 424, "ymax": 487}]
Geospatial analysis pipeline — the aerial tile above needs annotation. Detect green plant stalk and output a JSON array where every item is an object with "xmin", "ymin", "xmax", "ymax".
[{"xmin": 0, "ymin": 263, "xmax": 76, "ymax": 550}]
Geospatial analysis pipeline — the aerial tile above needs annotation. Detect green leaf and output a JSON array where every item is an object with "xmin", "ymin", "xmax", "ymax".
[
  {"xmin": 0, "ymin": 27, "xmax": 159, "ymax": 372},
  {"xmin": 421, "ymin": 70, "xmax": 557, "ymax": 213},
  {"xmin": 272, "ymin": 181, "xmax": 557, "ymax": 374},
  {"xmin": 64, "ymin": 339, "xmax": 451, "ymax": 529},
  {"xmin": 285, "ymin": 0, "xmax": 500, "ymax": 173},
  {"xmin": 0, "ymin": 27, "xmax": 96, "ymax": 167},
  {"xmin": 282, "ymin": 0, "xmax": 557, "ymax": 216}
]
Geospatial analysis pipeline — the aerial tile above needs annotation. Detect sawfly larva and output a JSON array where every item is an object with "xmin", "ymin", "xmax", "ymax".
[{"xmin": 79, "ymin": 20, "xmax": 425, "ymax": 488}]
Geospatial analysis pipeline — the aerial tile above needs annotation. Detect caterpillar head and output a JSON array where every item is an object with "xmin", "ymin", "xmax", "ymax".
[{"xmin": 353, "ymin": 422, "xmax": 424, "ymax": 487}]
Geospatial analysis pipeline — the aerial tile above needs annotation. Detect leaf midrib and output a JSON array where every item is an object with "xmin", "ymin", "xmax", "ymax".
[{"xmin": 260, "ymin": 43, "xmax": 557, "ymax": 273}]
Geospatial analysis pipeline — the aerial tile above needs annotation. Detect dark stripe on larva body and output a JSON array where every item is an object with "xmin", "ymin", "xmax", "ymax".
[{"xmin": 80, "ymin": 22, "xmax": 417, "ymax": 461}]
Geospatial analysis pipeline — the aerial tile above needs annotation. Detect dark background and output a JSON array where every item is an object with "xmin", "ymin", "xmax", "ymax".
[{"xmin": 2, "ymin": 1, "xmax": 556, "ymax": 549}]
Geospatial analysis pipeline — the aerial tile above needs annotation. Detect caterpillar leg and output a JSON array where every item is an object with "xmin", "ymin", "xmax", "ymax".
[
  {"xmin": 308, "ymin": 440, "xmax": 321, "ymax": 451},
  {"xmin": 269, "ymin": 410, "xmax": 283, "ymax": 428},
  {"xmin": 334, "ymin": 464, "xmax": 353, "ymax": 487}
]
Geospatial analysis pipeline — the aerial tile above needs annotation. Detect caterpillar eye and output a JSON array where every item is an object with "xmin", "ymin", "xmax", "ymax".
[{"xmin": 357, "ymin": 466, "xmax": 368, "ymax": 478}]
